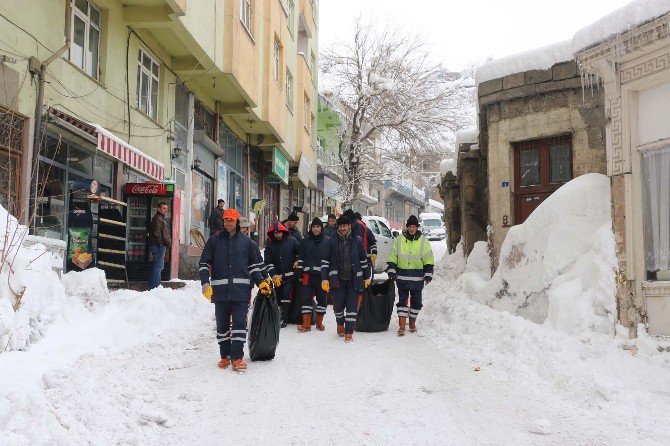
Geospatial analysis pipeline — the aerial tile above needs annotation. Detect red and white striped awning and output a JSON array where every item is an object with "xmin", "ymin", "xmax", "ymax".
[{"xmin": 92, "ymin": 124, "xmax": 165, "ymax": 180}]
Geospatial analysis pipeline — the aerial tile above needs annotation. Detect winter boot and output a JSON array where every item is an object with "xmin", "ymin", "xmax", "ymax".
[
  {"xmin": 344, "ymin": 333, "xmax": 353, "ymax": 343},
  {"xmin": 297, "ymin": 314, "xmax": 312, "ymax": 332},
  {"xmin": 218, "ymin": 357, "xmax": 231, "ymax": 369},
  {"xmin": 397, "ymin": 316, "xmax": 406, "ymax": 336},
  {"xmin": 315, "ymin": 314, "xmax": 325, "ymax": 331},
  {"xmin": 232, "ymin": 359, "xmax": 247, "ymax": 371},
  {"xmin": 279, "ymin": 304, "xmax": 287, "ymax": 328},
  {"xmin": 409, "ymin": 317, "xmax": 417, "ymax": 333},
  {"xmin": 337, "ymin": 324, "xmax": 345, "ymax": 337}
]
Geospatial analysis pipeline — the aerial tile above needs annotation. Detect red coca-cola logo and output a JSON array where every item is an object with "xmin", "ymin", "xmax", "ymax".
[{"xmin": 125, "ymin": 183, "xmax": 166, "ymax": 195}]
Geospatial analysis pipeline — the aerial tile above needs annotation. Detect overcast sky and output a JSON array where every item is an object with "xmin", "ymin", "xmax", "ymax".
[{"xmin": 319, "ymin": 0, "xmax": 632, "ymax": 71}]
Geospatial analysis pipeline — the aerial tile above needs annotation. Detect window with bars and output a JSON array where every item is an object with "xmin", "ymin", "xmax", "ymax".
[
  {"xmin": 136, "ymin": 48, "xmax": 159, "ymax": 120},
  {"xmin": 69, "ymin": 0, "xmax": 100, "ymax": 79}
]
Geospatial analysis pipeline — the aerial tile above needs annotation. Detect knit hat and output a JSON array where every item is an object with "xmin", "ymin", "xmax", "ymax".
[
  {"xmin": 310, "ymin": 217, "xmax": 323, "ymax": 228},
  {"xmin": 336, "ymin": 215, "xmax": 351, "ymax": 226},
  {"xmin": 354, "ymin": 212, "xmax": 362, "ymax": 220},
  {"xmin": 223, "ymin": 208, "xmax": 240, "ymax": 220},
  {"xmin": 239, "ymin": 218, "xmax": 251, "ymax": 228},
  {"xmin": 342, "ymin": 209, "xmax": 355, "ymax": 219},
  {"xmin": 287, "ymin": 212, "xmax": 300, "ymax": 221},
  {"xmin": 406, "ymin": 215, "xmax": 419, "ymax": 227}
]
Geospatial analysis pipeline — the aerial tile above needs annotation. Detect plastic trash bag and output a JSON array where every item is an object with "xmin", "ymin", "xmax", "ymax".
[
  {"xmin": 248, "ymin": 289, "xmax": 281, "ymax": 361},
  {"xmin": 356, "ymin": 279, "xmax": 396, "ymax": 332}
]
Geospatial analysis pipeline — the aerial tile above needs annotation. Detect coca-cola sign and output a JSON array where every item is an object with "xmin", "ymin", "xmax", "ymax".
[{"xmin": 125, "ymin": 182, "xmax": 166, "ymax": 195}]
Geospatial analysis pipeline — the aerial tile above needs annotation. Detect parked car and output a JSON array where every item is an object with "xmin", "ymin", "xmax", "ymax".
[
  {"xmin": 362, "ymin": 215, "xmax": 395, "ymax": 273},
  {"xmin": 419, "ymin": 212, "xmax": 446, "ymax": 241}
]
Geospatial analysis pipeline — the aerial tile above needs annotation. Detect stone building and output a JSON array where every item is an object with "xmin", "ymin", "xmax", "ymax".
[
  {"xmin": 477, "ymin": 45, "xmax": 608, "ymax": 268},
  {"xmin": 577, "ymin": 7, "xmax": 670, "ymax": 336}
]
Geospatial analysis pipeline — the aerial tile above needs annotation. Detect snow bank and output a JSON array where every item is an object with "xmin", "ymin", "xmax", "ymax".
[
  {"xmin": 0, "ymin": 205, "xmax": 66, "ymax": 352},
  {"xmin": 455, "ymin": 127, "xmax": 478, "ymax": 148},
  {"xmin": 439, "ymin": 158, "xmax": 456, "ymax": 178},
  {"xmin": 573, "ymin": 0, "xmax": 670, "ymax": 53},
  {"xmin": 467, "ymin": 174, "xmax": 617, "ymax": 335},
  {"xmin": 62, "ymin": 268, "xmax": 110, "ymax": 307},
  {"xmin": 476, "ymin": 40, "xmax": 573, "ymax": 85}
]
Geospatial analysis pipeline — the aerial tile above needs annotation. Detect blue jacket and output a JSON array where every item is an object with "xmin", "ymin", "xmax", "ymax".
[
  {"xmin": 298, "ymin": 232, "xmax": 328, "ymax": 276},
  {"xmin": 288, "ymin": 226, "xmax": 304, "ymax": 243},
  {"xmin": 199, "ymin": 230, "xmax": 265, "ymax": 302},
  {"xmin": 321, "ymin": 233, "xmax": 370, "ymax": 291},
  {"xmin": 264, "ymin": 236, "xmax": 300, "ymax": 281}
]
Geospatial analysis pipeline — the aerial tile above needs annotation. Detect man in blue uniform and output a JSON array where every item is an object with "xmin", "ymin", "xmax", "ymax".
[
  {"xmin": 297, "ymin": 217, "xmax": 329, "ymax": 332},
  {"xmin": 264, "ymin": 222, "xmax": 300, "ymax": 327}
]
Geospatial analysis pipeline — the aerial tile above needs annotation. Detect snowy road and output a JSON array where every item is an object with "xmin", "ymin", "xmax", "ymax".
[{"xmin": 4, "ymin": 240, "xmax": 670, "ymax": 445}]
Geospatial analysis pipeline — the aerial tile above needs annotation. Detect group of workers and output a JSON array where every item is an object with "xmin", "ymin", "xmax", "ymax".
[{"xmin": 196, "ymin": 205, "xmax": 434, "ymax": 372}]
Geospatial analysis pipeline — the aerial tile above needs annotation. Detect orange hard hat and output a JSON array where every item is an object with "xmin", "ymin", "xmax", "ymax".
[{"xmin": 223, "ymin": 208, "xmax": 240, "ymax": 220}]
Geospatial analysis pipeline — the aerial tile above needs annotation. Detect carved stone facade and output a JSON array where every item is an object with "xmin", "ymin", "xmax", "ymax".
[{"xmin": 577, "ymin": 12, "xmax": 670, "ymax": 336}]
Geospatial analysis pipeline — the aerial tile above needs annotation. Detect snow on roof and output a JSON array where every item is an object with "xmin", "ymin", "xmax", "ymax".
[
  {"xmin": 428, "ymin": 199, "xmax": 445, "ymax": 211},
  {"xmin": 456, "ymin": 127, "xmax": 479, "ymax": 147},
  {"xmin": 475, "ymin": 40, "xmax": 573, "ymax": 85},
  {"xmin": 573, "ymin": 0, "xmax": 670, "ymax": 53}
]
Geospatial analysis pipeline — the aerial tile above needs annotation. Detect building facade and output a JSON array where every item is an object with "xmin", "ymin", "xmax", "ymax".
[{"xmin": 0, "ymin": 0, "xmax": 320, "ymax": 279}]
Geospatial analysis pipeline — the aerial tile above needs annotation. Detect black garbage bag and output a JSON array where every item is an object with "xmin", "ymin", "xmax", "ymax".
[
  {"xmin": 248, "ymin": 290, "xmax": 281, "ymax": 361},
  {"xmin": 356, "ymin": 279, "xmax": 396, "ymax": 332},
  {"xmin": 286, "ymin": 281, "xmax": 316, "ymax": 325}
]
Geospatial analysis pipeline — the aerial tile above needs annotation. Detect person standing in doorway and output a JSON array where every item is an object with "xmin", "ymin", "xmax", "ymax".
[
  {"xmin": 321, "ymin": 215, "xmax": 371, "ymax": 342},
  {"xmin": 200, "ymin": 208, "xmax": 271, "ymax": 372},
  {"xmin": 387, "ymin": 215, "xmax": 434, "ymax": 336},
  {"xmin": 209, "ymin": 199, "xmax": 225, "ymax": 237},
  {"xmin": 148, "ymin": 202, "xmax": 171, "ymax": 290}
]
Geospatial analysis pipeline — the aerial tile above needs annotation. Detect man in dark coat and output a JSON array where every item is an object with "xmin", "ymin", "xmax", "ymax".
[
  {"xmin": 354, "ymin": 211, "xmax": 378, "ymax": 267},
  {"xmin": 208, "ymin": 199, "xmax": 225, "ymax": 237},
  {"xmin": 321, "ymin": 215, "xmax": 371, "ymax": 342},
  {"xmin": 296, "ymin": 217, "xmax": 329, "ymax": 332},
  {"xmin": 264, "ymin": 222, "xmax": 301, "ymax": 327},
  {"xmin": 200, "ymin": 208, "xmax": 271, "ymax": 371},
  {"xmin": 323, "ymin": 213, "xmax": 337, "ymax": 238},
  {"xmin": 282, "ymin": 211, "xmax": 304, "ymax": 242},
  {"xmin": 148, "ymin": 201, "xmax": 171, "ymax": 289}
]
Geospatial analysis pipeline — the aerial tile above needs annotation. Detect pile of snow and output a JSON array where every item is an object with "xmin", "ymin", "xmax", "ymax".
[
  {"xmin": 573, "ymin": 0, "xmax": 670, "ymax": 53},
  {"xmin": 455, "ymin": 127, "xmax": 478, "ymax": 148},
  {"xmin": 476, "ymin": 40, "xmax": 573, "ymax": 85},
  {"xmin": 433, "ymin": 240, "xmax": 467, "ymax": 282},
  {"xmin": 464, "ymin": 174, "xmax": 617, "ymax": 335},
  {"xmin": 62, "ymin": 268, "xmax": 110, "ymax": 307},
  {"xmin": 439, "ymin": 158, "xmax": 457, "ymax": 178},
  {"xmin": 0, "ymin": 205, "xmax": 66, "ymax": 352}
]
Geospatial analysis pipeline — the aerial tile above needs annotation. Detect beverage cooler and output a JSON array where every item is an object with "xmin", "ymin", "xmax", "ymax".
[{"xmin": 124, "ymin": 182, "xmax": 181, "ymax": 282}]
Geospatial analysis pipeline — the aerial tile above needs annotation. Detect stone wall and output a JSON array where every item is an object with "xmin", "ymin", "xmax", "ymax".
[{"xmin": 480, "ymin": 61, "xmax": 607, "ymax": 268}]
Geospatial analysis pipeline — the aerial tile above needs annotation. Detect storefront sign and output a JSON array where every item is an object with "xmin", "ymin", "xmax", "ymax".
[
  {"xmin": 272, "ymin": 147, "xmax": 289, "ymax": 185},
  {"xmin": 125, "ymin": 182, "xmax": 168, "ymax": 195},
  {"xmin": 297, "ymin": 154, "xmax": 312, "ymax": 187}
]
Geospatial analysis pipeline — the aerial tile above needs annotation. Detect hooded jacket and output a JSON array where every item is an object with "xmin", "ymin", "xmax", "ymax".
[
  {"xmin": 199, "ymin": 230, "xmax": 265, "ymax": 301},
  {"xmin": 264, "ymin": 222, "xmax": 300, "ymax": 280}
]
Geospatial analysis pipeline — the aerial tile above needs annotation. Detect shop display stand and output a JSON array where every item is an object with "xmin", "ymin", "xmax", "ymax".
[{"xmin": 92, "ymin": 195, "xmax": 129, "ymax": 289}]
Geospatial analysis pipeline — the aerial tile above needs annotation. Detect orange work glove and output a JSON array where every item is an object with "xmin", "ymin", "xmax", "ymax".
[
  {"xmin": 321, "ymin": 280, "xmax": 330, "ymax": 293},
  {"xmin": 258, "ymin": 281, "xmax": 271, "ymax": 295}
]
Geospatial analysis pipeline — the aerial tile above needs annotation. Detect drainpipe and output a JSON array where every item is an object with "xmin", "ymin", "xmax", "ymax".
[{"xmin": 31, "ymin": 0, "xmax": 72, "ymax": 228}]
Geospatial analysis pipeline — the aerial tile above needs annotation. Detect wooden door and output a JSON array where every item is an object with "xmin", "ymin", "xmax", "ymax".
[{"xmin": 514, "ymin": 135, "xmax": 572, "ymax": 224}]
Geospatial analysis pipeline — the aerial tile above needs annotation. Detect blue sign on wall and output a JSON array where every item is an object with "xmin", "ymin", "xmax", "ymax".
[{"xmin": 502, "ymin": 181, "xmax": 510, "ymax": 188}]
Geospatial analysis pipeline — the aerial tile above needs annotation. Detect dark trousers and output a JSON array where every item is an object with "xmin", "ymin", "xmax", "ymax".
[
  {"xmin": 148, "ymin": 244, "xmax": 165, "ymax": 289},
  {"xmin": 397, "ymin": 288, "xmax": 423, "ymax": 319},
  {"xmin": 302, "ymin": 275, "xmax": 327, "ymax": 315},
  {"xmin": 276, "ymin": 279, "xmax": 295, "ymax": 305},
  {"xmin": 332, "ymin": 280, "xmax": 358, "ymax": 334},
  {"xmin": 215, "ymin": 300, "xmax": 249, "ymax": 360}
]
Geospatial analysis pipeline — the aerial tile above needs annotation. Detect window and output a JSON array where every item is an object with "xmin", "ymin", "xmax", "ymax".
[
  {"xmin": 519, "ymin": 147, "xmax": 540, "ymax": 187},
  {"xmin": 303, "ymin": 94, "xmax": 310, "ymax": 132},
  {"xmin": 642, "ymin": 146, "xmax": 670, "ymax": 281},
  {"xmin": 68, "ymin": 0, "xmax": 100, "ymax": 79},
  {"xmin": 286, "ymin": 70, "xmax": 294, "ymax": 110},
  {"xmin": 550, "ymin": 143, "xmax": 571, "ymax": 183},
  {"xmin": 273, "ymin": 39, "xmax": 281, "ymax": 82},
  {"xmin": 367, "ymin": 219, "xmax": 380, "ymax": 235},
  {"xmin": 377, "ymin": 219, "xmax": 392, "ymax": 238},
  {"xmin": 287, "ymin": 0, "xmax": 294, "ymax": 36},
  {"xmin": 136, "ymin": 49, "xmax": 159, "ymax": 120},
  {"xmin": 241, "ymin": 0, "xmax": 252, "ymax": 33}
]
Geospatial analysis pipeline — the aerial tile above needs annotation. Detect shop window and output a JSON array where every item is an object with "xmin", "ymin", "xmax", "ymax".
[
  {"xmin": 0, "ymin": 150, "xmax": 20, "ymax": 216},
  {"xmin": 642, "ymin": 146, "xmax": 670, "ymax": 281},
  {"xmin": 191, "ymin": 171, "xmax": 212, "ymax": 240},
  {"xmin": 69, "ymin": 0, "xmax": 100, "ymax": 80},
  {"xmin": 35, "ymin": 160, "xmax": 66, "ymax": 240},
  {"xmin": 136, "ymin": 48, "xmax": 159, "ymax": 120}
]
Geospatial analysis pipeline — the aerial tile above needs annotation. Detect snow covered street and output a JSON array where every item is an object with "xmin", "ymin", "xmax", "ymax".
[{"xmin": 3, "ymin": 241, "xmax": 670, "ymax": 445}]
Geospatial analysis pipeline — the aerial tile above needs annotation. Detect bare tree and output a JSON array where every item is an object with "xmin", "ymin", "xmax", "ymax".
[{"xmin": 321, "ymin": 19, "xmax": 475, "ymax": 205}]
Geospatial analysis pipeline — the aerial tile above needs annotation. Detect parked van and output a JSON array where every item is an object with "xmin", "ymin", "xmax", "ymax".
[{"xmin": 419, "ymin": 212, "xmax": 446, "ymax": 241}]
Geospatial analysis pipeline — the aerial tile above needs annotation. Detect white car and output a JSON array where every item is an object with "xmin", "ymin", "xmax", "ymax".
[
  {"xmin": 362, "ymin": 215, "xmax": 395, "ymax": 273},
  {"xmin": 419, "ymin": 216, "xmax": 446, "ymax": 240}
]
